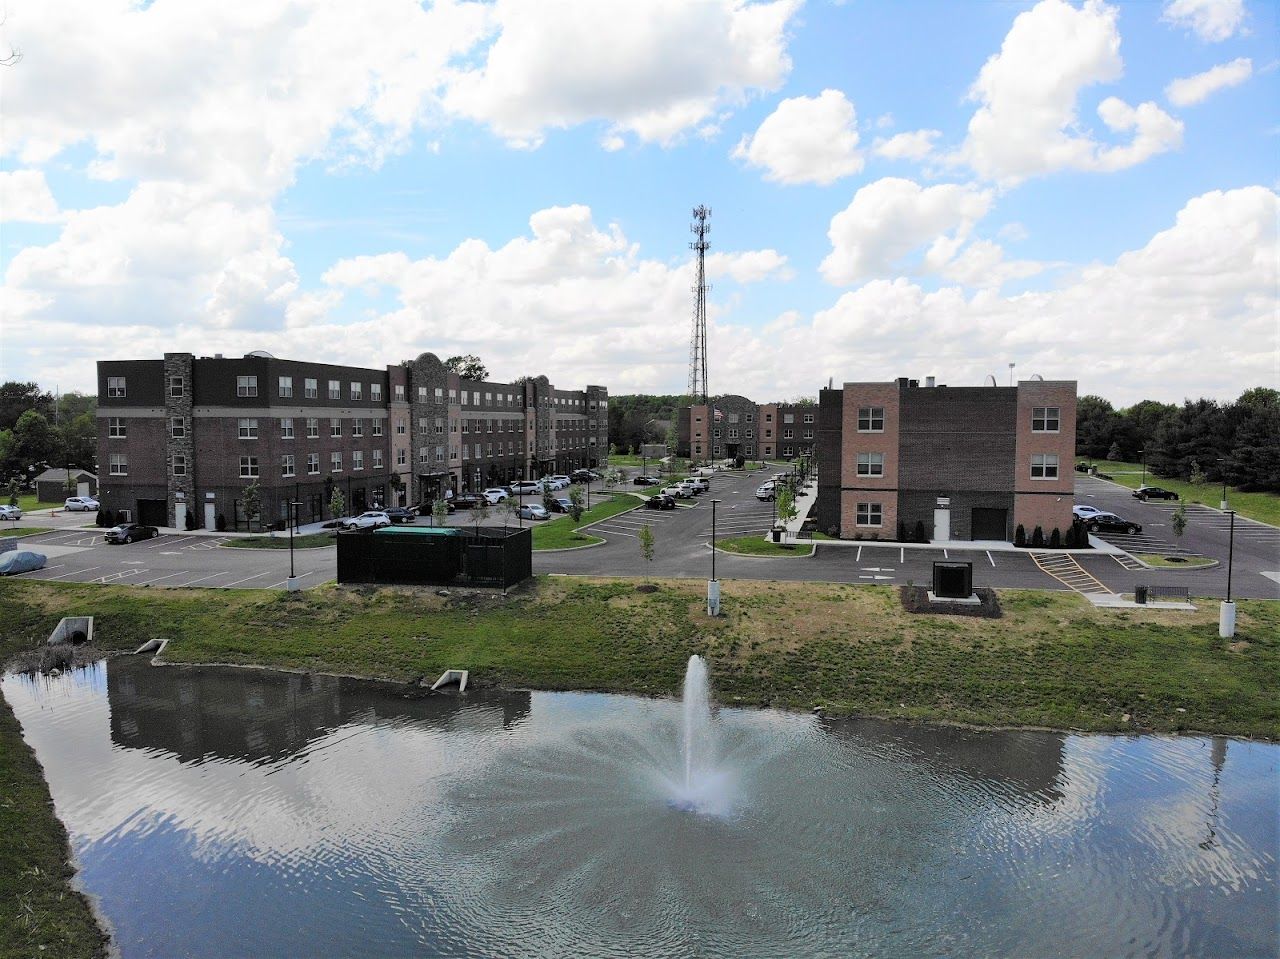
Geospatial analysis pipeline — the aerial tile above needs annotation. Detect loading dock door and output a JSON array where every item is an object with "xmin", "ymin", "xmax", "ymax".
[
  {"xmin": 971, "ymin": 507, "xmax": 1008, "ymax": 541},
  {"xmin": 137, "ymin": 499, "xmax": 167, "ymax": 527}
]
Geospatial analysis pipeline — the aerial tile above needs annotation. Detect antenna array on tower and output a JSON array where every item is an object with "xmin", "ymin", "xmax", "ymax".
[{"xmin": 687, "ymin": 205, "xmax": 711, "ymax": 406}]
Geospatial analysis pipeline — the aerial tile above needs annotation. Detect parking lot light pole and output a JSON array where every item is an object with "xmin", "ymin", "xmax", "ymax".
[
  {"xmin": 287, "ymin": 501, "xmax": 302, "ymax": 592},
  {"xmin": 1217, "ymin": 458, "xmax": 1229, "ymax": 510},
  {"xmin": 708, "ymin": 498, "xmax": 721, "ymax": 616},
  {"xmin": 1220, "ymin": 510, "xmax": 1237, "ymax": 638},
  {"xmin": 1139, "ymin": 449, "xmax": 1146, "ymax": 486}
]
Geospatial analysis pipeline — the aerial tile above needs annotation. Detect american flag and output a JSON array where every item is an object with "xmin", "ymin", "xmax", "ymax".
[{"xmin": 712, "ymin": 407, "xmax": 723, "ymax": 423}]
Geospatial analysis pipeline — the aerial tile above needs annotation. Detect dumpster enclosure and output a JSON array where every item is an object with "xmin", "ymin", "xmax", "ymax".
[{"xmin": 337, "ymin": 525, "xmax": 532, "ymax": 589}]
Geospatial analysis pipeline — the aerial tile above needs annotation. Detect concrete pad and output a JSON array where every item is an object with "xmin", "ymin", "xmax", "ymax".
[{"xmin": 1086, "ymin": 592, "xmax": 1197, "ymax": 611}]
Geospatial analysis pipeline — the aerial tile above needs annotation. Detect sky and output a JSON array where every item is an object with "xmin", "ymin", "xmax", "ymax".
[{"xmin": 0, "ymin": 0, "xmax": 1276, "ymax": 406}]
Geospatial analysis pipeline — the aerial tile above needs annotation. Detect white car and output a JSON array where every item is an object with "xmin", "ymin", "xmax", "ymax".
[
  {"xmin": 677, "ymin": 479, "xmax": 702, "ymax": 495},
  {"xmin": 755, "ymin": 483, "xmax": 776, "ymax": 501},
  {"xmin": 1073, "ymin": 504, "xmax": 1103, "ymax": 518},
  {"xmin": 0, "ymin": 505, "xmax": 22, "ymax": 521},
  {"xmin": 509, "ymin": 481, "xmax": 543, "ymax": 497},
  {"xmin": 549, "ymin": 475, "xmax": 571, "ymax": 489},
  {"xmin": 482, "ymin": 488, "xmax": 509, "ymax": 504},
  {"xmin": 661, "ymin": 485, "xmax": 690, "ymax": 500},
  {"xmin": 64, "ymin": 496, "xmax": 100, "ymax": 511},
  {"xmin": 343, "ymin": 511, "xmax": 391, "ymax": 530}
]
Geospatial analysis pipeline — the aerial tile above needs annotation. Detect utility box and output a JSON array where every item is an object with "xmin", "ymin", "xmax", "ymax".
[
  {"xmin": 932, "ymin": 561, "xmax": 973, "ymax": 599},
  {"xmin": 337, "ymin": 525, "xmax": 531, "ymax": 589}
]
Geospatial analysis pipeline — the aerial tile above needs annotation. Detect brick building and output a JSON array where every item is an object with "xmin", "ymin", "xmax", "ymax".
[
  {"xmin": 676, "ymin": 395, "xmax": 817, "ymax": 463},
  {"xmin": 815, "ymin": 376, "xmax": 1076, "ymax": 542},
  {"xmin": 96, "ymin": 351, "xmax": 608, "ymax": 529}
]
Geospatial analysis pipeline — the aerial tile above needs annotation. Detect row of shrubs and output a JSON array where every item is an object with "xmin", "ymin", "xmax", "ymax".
[
  {"xmin": 93, "ymin": 509, "xmax": 233, "ymax": 532},
  {"xmin": 839, "ymin": 517, "xmax": 1092, "ymax": 548}
]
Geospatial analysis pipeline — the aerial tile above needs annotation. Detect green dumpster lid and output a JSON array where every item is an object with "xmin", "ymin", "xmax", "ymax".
[{"xmin": 373, "ymin": 525, "xmax": 461, "ymax": 536}]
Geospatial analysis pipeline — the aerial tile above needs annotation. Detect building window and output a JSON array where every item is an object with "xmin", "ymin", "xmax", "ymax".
[
  {"xmin": 281, "ymin": 454, "xmax": 295, "ymax": 478},
  {"xmin": 170, "ymin": 417, "xmax": 186, "ymax": 439},
  {"xmin": 372, "ymin": 418, "xmax": 383, "ymax": 437},
  {"xmin": 305, "ymin": 378, "xmax": 318, "ymax": 399},
  {"xmin": 169, "ymin": 376, "xmax": 184, "ymax": 397},
  {"xmin": 434, "ymin": 387, "xmax": 443, "ymax": 401},
  {"xmin": 783, "ymin": 446, "xmax": 793, "ymax": 457},
  {"xmin": 323, "ymin": 380, "xmax": 338, "ymax": 399},
  {"xmin": 330, "ymin": 418, "xmax": 341, "ymax": 438},
  {"xmin": 1031, "ymin": 453, "xmax": 1060, "ymax": 479},
  {"xmin": 394, "ymin": 384, "xmax": 405, "ymax": 401},
  {"xmin": 803, "ymin": 413, "xmax": 815, "ymax": 424},
  {"xmin": 330, "ymin": 452, "xmax": 342, "ymax": 472},
  {"xmin": 419, "ymin": 446, "xmax": 429, "ymax": 465},
  {"xmin": 306, "ymin": 418, "xmax": 319, "ymax": 438},
  {"xmin": 856, "ymin": 502, "xmax": 882, "ymax": 527},
  {"xmin": 171, "ymin": 454, "xmax": 186, "ymax": 476},
  {"xmin": 728, "ymin": 429, "xmax": 739, "ymax": 439},
  {"xmin": 279, "ymin": 376, "xmax": 293, "ymax": 398},
  {"xmin": 108, "ymin": 417, "xmax": 127, "ymax": 438},
  {"xmin": 237, "ymin": 375, "xmax": 258, "ymax": 397},
  {"xmin": 238, "ymin": 418, "xmax": 258, "ymax": 439},
  {"xmin": 396, "ymin": 449, "xmax": 406, "ymax": 466},
  {"xmin": 372, "ymin": 449, "xmax": 383, "ymax": 469},
  {"xmin": 803, "ymin": 429, "xmax": 814, "ymax": 440},
  {"xmin": 371, "ymin": 383, "xmax": 382, "ymax": 402},
  {"xmin": 783, "ymin": 428, "xmax": 794, "ymax": 439},
  {"xmin": 783, "ymin": 413, "xmax": 794, "ymax": 424},
  {"xmin": 418, "ymin": 417, "xmax": 429, "ymax": 435},
  {"xmin": 239, "ymin": 456, "xmax": 259, "ymax": 478},
  {"xmin": 350, "ymin": 382, "xmax": 362, "ymax": 401},
  {"xmin": 765, "ymin": 413, "xmax": 773, "ymax": 422},
  {"xmin": 307, "ymin": 453, "xmax": 319, "ymax": 475},
  {"xmin": 352, "ymin": 450, "xmax": 364, "ymax": 471},
  {"xmin": 352, "ymin": 418, "xmax": 364, "ymax": 438},
  {"xmin": 107, "ymin": 376, "xmax": 126, "ymax": 398},
  {"xmin": 713, "ymin": 429, "xmax": 721, "ymax": 439},
  {"xmin": 857, "ymin": 453, "xmax": 884, "ymax": 477},
  {"xmin": 280, "ymin": 418, "xmax": 294, "ymax": 439},
  {"xmin": 396, "ymin": 418, "xmax": 406, "ymax": 435},
  {"xmin": 746, "ymin": 429, "xmax": 754, "ymax": 439},
  {"xmin": 745, "ymin": 413, "xmax": 754, "ymax": 423},
  {"xmin": 713, "ymin": 445, "xmax": 721, "ymax": 456},
  {"xmin": 857, "ymin": 407, "xmax": 884, "ymax": 432},
  {"xmin": 1032, "ymin": 406, "xmax": 1061, "ymax": 432}
]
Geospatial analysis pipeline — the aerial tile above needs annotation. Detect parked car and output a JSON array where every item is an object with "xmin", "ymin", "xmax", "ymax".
[
  {"xmin": 549, "ymin": 475, "xmax": 571, "ymax": 488},
  {"xmin": 548, "ymin": 497, "xmax": 574, "ymax": 514},
  {"xmin": 571, "ymin": 470, "xmax": 600, "ymax": 483},
  {"xmin": 1072, "ymin": 504, "xmax": 1104, "ymax": 518},
  {"xmin": 0, "ymin": 550, "xmax": 46, "ymax": 575},
  {"xmin": 1085, "ymin": 512, "xmax": 1142, "ymax": 535},
  {"xmin": 0, "ymin": 505, "xmax": 22, "ymax": 521},
  {"xmin": 518, "ymin": 503, "xmax": 550, "ymax": 520},
  {"xmin": 342, "ymin": 511, "xmax": 391, "ymax": 530},
  {"xmin": 509, "ymin": 481, "xmax": 543, "ymax": 497},
  {"xmin": 1133, "ymin": 486, "xmax": 1179, "ymax": 501},
  {"xmin": 105, "ymin": 523, "xmax": 160, "ymax": 544},
  {"xmin": 64, "ymin": 496, "xmax": 100, "ymax": 511},
  {"xmin": 452, "ymin": 493, "xmax": 485, "ymax": 509},
  {"xmin": 482, "ymin": 488, "xmax": 509, "ymax": 504},
  {"xmin": 1074, "ymin": 461, "xmax": 1093, "ymax": 473},
  {"xmin": 383, "ymin": 506, "xmax": 418, "ymax": 523},
  {"xmin": 644, "ymin": 495, "xmax": 676, "ymax": 510},
  {"xmin": 633, "ymin": 475, "xmax": 663, "ymax": 486},
  {"xmin": 755, "ymin": 483, "xmax": 776, "ymax": 501},
  {"xmin": 678, "ymin": 479, "xmax": 703, "ymax": 496},
  {"xmin": 661, "ymin": 485, "xmax": 690, "ymax": 499},
  {"xmin": 688, "ymin": 477, "xmax": 710, "ymax": 493}
]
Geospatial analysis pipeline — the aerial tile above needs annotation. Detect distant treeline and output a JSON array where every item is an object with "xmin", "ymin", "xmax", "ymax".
[
  {"xmin": 1078, "ymin": 388, "xmax": 1278, "ymax": 492},
  {"xmin": 607, "ymin": 394, "xmax": 690, "ymax": 453}
]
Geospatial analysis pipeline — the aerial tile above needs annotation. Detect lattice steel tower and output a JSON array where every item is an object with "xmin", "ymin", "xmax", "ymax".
[{"xmin": 687, "ymin": 205, "xmax": 711, "ymax": 405}]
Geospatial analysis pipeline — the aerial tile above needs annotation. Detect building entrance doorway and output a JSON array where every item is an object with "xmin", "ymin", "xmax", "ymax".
[
  {"xmin": 204, "ymin": 502, "xmax": 216, "ymax": 530},
  {"xmin": 173, "ymin": 503, "xmax": 186, "ymax": 530}
]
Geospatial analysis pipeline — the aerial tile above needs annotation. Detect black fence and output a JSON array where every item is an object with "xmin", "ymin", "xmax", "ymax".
[{"xmin": 337, "ymin": 525, "xmax": 532, "ymax": 589}]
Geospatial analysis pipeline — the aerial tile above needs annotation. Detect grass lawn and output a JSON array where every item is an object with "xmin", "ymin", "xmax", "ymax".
[
  {"xmin": 531, "ymin": 494, "xmax": 637, "ymax": 549},
  {"xmin": 11, "ymin": 494, "xmax": 66, "ymax": 513},
  {"xmin": 717, "ymin": 535, "xmax": 814, "ymax": 557},
  {"xmin": 222, "ymin": 533, "xmax": 337, "ymax": 550},
  {"xmin": 1, "ymin": 527, "xmax": 54, "ymax": 538},
  {"xmin": 1135, "ymin": 553, "xmax": 1218, "ymax": 569},
  {"xmin": 1077, "ymin": 457, "xmax": 1279, "ymax": 526}
]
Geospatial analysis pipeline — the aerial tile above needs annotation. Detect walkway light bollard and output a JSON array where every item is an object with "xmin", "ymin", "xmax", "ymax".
[
  {"xmin": 707, "ymin": 498, "xmax": 721, "ymax": 616},
  {"xmin": 286, "ymin": 501, "xmax": 302, "ymax": 592},
  {"xmin": 1219, "ymin": 510, "xmax": 1236, "ymax": 638}
]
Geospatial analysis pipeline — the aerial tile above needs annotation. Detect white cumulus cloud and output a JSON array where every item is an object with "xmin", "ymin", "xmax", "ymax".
[
  {"xmin": 0, "ymin": 169, "xmax": 62, "ymax": 223},
  {"xmin": 1162, "ymin": 0, "xmax": 1246, "ymax": 42},
  {"xmin": 1165, "ymin": 57, "xmax": 1253, "ymax": 106},
  {"xmin": 732, "ymin": 89, "xmax": 863, "ymax": 185},
  {"xmin": 872, "ymin": 130, "xmax": 942, "ymax": 162}
]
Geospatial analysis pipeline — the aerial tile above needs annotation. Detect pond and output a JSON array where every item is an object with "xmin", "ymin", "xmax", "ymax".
[{"xmin": 4, "ymin": 657, "xmax": 1276, "ymax": 958}]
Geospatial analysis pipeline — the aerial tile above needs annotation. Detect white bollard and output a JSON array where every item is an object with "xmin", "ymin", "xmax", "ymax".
[
  {"xmin": 1218, "ymin": 600, "xmax": 1236, "ymax": 638},
  {"xmin": 287, "ymin": 576, "xmax": 301, "ymax": 592},
  {"xmin": 706, "ymin": 579, "xmax": 720, "ymax": 617}
]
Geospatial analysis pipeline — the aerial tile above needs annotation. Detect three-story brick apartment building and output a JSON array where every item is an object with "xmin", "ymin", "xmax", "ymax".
[
  {"xmin": 676, "ymin": 395, "xmax": 818, "ymax": 463},
  {"xmin": 814, "ymin": 376, "xmax": 1076, "ymax": 542},
  {"xmin": 97, "ymin": 351, "xmax": 608, "ymax": 529}
]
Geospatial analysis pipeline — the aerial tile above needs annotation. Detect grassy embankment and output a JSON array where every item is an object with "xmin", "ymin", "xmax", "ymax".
[
  {"xmin": 222, "ymin": 533, "xmax": 337, "ymax": 550},
  {"xmin": 530, "ymin": 494, "xmax": 639, "ymax": 549},
  {"xmin": 716, "ymin": 535, "xmax": 814, "ymax": 557},
  {"xmin": 1077, "ymin": 457, "xmax": 1279, "ymax": 526},
  {"xmin": 2, "ymin": 575, "xmax": 1276, "ymax": 954},
  {"xmin": 12, "ymin": 495, "xmax": 66, "ymax": 513},
  {"xmin": 1, "ymin": 527, "xmax": 53, "ymax": 538}
]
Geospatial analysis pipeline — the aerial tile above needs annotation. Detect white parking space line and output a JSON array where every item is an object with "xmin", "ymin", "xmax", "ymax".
[
  {"xmin": 900, "ymin": 547, "xmax": 905, "ymax": 563},
  {"xmin": 597, "ymin": 528, "xmax": 638, "ymax": 538},
  {"xmin": 93, "ymin": 568, "xmax": 150, "ymax": 584},
  {"xmin": 14, "ymin": 564, "xmax": 67, "ymax": 578},
  {"xmin": 265, "ymin": 570, "xmax": 316, "ymax": 589},
  {"xmin": 856, "ymin": 546, "xmax": 862, "ymax": 561},
  {"xmin": 144, "ymin": 535, "xmax": 180, "ymax": 548},
  {"xmin": 219, "ymin": 571, "xmax": 277, "ymax": 588},
  {"xmin": 136, "ymin": 570, "xmax": 192, "ymax": 585},
  {"xmin": 172, "ymin": 571, "xmax": 233, "ymax": 587},
  {"xmin": 986, "ymin": 551, "xmax": 996, "ymax": 567}
]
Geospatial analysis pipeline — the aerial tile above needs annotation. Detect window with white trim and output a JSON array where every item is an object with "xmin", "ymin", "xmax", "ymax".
[
  {"xmin": 305, "ymin": 378, "xmax": 318, "ymax": 398},
  {"xmin": 330, "ymin": 418, "xmax": 341, "ymax": 437},
  {"xmin": 108, "ymin": 417, "xmax": 127, "ymax": 438},
  {"xmin": 783, "ymin": 428, "xmax": 793, "ymax": 439},
  {"xmin": 394, "ymin": 384, "xmax": 405, "ymax": 401},
  {"xmin": 168, "ymin": 376, "xmax": 184, "ymax": 397},
  {"xmin": 372, "ymin": 418, "xmax": 383, "ymax": 437},
  {"xmin": 280, "ymin": 418, "xmax": 294, "ymax": 439},
  {"xmin": 783, "ymin": 413, "xmax": 794, "ymax": 424},
  {"xmin": 350, "ymin": 381, "xmax": 362, "ymax": 401},
  {"xmin": 352, "ymin": 450, "xmax": 364, "ymax": 471},
  {"xmin": 857, "ymin": 452, "xmax": 884, "ymax": 476},
  {"xmin": 330, "ymin": 451, "xmax": 342, "ymax": 472},
  {"xmin": 307, "ymin": 452, "xmax": 319, "ymax": 475},
  {"xmin": 171, "ymin": 453, "xmax": 186, "ymax": 476},
  {"xmin": 396, "ymin": 449, "xmax": 406, "ymax": 466},
  {"xmin": 372, "ymin": 449, "xmax": 383, "ymax": 469},
  {"xmin": 170, "ymin": 417, "xmax": 186, "ymax": 439},
  {"xmin": 278, "ymin": 376, "xmax": 293, "ymax": 398},
  {"xmin": 856, "ymin": 502, "xmax": 882, "ymax": 526},
  {"xmin": 306, "ymin": 417, "xmax": 319, "ymax": 438},
  {"xmin": 238, "ymin": 418, "xmax": 258, "ymax": 439},
  {"xmin": 352, "ymin": 418, "xmax": 363, "ymax": 438},
  {"xmin": 371, "ymin": 383, "xmax": 382, "ymax": 402},
  {"xmin": 1032, "ymin": 407, "xmax": 1061, "ymax": 432},
  {"xmin": 281, "ymin": 454, "xmax": 295, "ymax": 477},
  {"xmin": 108, "ymin": 376, "xmax": 126, "ymax": 398},
  {"xmin": 396, "ymin": 418, "xmax": 405, "ymax": 435},
  {"xmin": 857, "ymin": 407, "xmax": 884, "ymax": 432},
  {"xmin": 1031, "ymin": 453, "xmax": 1060, "ymax": 479},
  {"xmin": 237, "ymin": 375, "xmax": 258, "ymax": 397},
  {"xmin": 419, "ymin": 446, "xmax": 429, "ymax": 465},
  {"xmin": 239, "ymin": 456, "xmax": 259, "ymax": 478},
  {"xmin": 804, "ymin": 413, "xmax": 815, "ymax": 423},
  {"xmin": 325, "ymin": 380, "xmax": 338, "ymax": 399}
]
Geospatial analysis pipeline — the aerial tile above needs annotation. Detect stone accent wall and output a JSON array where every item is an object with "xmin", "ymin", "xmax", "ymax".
[
  {"xmin": 164, "ymin": 353, "xmax": 196, "ymax": 528},
  {"xmin": 404, "ymin": 352, "xmax": 450, "ymax": 503}
]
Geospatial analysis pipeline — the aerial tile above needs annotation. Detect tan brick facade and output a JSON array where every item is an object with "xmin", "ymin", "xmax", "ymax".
[
  {"xmin": 1013, "ymin": 381, "xmax": 1077, "ymax": 540},
  {"xmin": 839, "ymin": 384, "xmax": 900, "ymax": 538}
]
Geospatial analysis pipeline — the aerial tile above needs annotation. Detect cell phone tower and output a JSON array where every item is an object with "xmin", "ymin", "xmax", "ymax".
[{"xmin": 687, "ymin": 205, "xmax": 711, "ymax": 406}]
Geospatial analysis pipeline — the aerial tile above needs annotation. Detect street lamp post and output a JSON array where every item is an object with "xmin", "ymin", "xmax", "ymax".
[
  {"xmin": 1139, "ymin": 449, "xmax": 1146, "ymax": 486},
  {"xmin": 708, "ymin": 498, "xmax": 721, "ymax": 616},
  {"xmin": 1217, "ymin": 458, "xmax": 1229, "ymax": 510},
  {"xmin": 286, "ymin": 501, "xmax": 302, "ymax": 592},
  {"xmin": 1219, "ymin": 510, "xmax": 1236, "ymax": 638}
]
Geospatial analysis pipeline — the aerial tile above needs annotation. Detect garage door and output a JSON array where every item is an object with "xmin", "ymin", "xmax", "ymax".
[
  {"xmin": 971, "ymin": 507, "xmax": 1008, "ymax": 541},
  {"xmin": 137, "ymin": 499, "xmax": 167, "ymax": 527}
]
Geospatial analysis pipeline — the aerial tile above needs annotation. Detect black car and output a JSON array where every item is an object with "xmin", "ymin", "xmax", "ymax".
[
  {"xmin": 644, "ymin": 495, "xmax": 676, "ymax": 510},
  {"xmin": 105, "ymin": 523, "xmax": 160, "ymax": 544},
  {"xmin": 383, "ymin": 506, "xmax": 418, "ymax": 523},
  {"xmin": 633, "ymin": 474, "xmax": 662, "ymax": 486},
  {"xmin": 451, "ymin": 493, "xmax": 485, "ymax": 509},
  {"xmin": 570, "ymin": 470, "xmax": 600, "ymax": 483},
  {"xmin": 1133, "ymin": 486, "xmax": 1179, "ymax": 501},
  {"xmin": 1085, "ymin": 512, "xmax": 1142, "ymax": 535},
  {"xmin": 548, "ymin": 497, "xmax": 574, "ymax": 514}
]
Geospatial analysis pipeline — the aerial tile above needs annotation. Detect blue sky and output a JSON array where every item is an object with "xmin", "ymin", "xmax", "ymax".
[{"xmin": 1, "ymin": 0, "xmax": 1276, "ymax": 404}]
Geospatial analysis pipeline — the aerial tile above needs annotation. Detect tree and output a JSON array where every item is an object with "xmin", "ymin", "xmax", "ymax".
[
  {"xmin": 444, "ymin": 355, "xmax": 488, "ymax": 380},
  {"xmin": 0, "ymin": 382, "xmax": 54, "ymax": 432},
  {"xmin": 1171, "ymin": 502, "xmax": 1188, "ymax": 542},
  {"xmin": 6, "ymin": 479, "xmax": 18, "ymax": 506},
  {"xmin": 1189, "ymin": 459, "xmax": 1207, "ymax": 486},
  {"xmin": 471, "ymin": 497, "xmax": 490, "ymax": 532},
  {"xmin": 602, "ymin": 467, "xmax": 622, "ymax": 490},
  {"xmin": 388, "ymin": 472, "xmax": 405, "ymax": 503},
  {"xmin": 503, "ymin": 496, "xmax": 521, "ymax": 527},
  {"xmin": 1075, "ymin": 395, "xmax": 1120, "ymax": 459},
  {"xmin": 776, "ymin": 486, "xmax": 797, "ymax": 527},
  {"xmin": 60, "ymin": 413, "xmax": 97, "ymax": 471},
  {"xmin": 12, "ymin": 410, "xmax": 62, "ymax": 471},
  {"xmin": 664, "ymin": 420, "xmax": 679, "ymax": 454},
  {"xmin": 1223, "ymin": 388, "xmax": 1280, "ymax": 492},
  {"xmin": 329, "ymin": 487, "xmax": 346, "ymax": 521},
  {"xmin": 432, "ymin": 498, "xmax": 449, "ymax": 527},
  {"xmin": 1106, "ymin": 441, "xmax": 1122, "ymax": 461},
  {"xmin": 568, "ymin": 485, "xmax": 586, "ymax": 523},
  {"xmin": 638, "ymin": 524, "xmax": 655, "ymax": 566},
  {"xmin": 242, "ymin": 481, "xmax": 262, "ymax": 532}
]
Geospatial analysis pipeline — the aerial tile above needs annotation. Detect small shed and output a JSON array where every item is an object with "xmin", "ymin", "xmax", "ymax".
[
  {"xmin": 337, "ymin": 525, "xmax": 531, "ymax": 589},
  {"xmin": 35, "ymin": 468, "xmax": 98, "ymax": 503}
]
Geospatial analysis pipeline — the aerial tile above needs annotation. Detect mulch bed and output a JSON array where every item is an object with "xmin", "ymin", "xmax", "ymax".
[{"xmin": 900, "ymin": 585, "xmax": 1002, "ymax": 618}]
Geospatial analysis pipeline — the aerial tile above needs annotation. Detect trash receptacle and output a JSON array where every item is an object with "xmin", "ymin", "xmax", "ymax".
[
  {"xmin": 771, "ymin": 528, "xmax": 782, "ymax": 543},
  {"xmin": 1135, "ymin": 584, "xmax": 1148, "ymax": 604}
]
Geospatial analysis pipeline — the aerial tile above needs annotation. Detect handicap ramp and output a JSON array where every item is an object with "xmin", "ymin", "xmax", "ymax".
[{"xmin": 1030, "ymin": 551, "xmax": 1114, "ymax": 595}]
